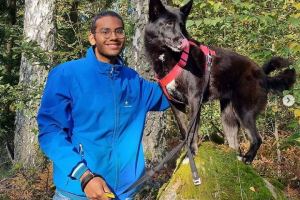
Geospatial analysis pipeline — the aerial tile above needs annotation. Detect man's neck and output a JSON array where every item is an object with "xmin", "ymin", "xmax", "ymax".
[{"xmin": 94, "ymin": 48, "xmax": 117, "ymax": 64}]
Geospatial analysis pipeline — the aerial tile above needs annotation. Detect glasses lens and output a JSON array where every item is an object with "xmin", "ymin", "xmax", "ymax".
[
  {"xmin": 100, "ymin": 28, "xmax": 111, "ymax": 39},
  {"xmin": 115, "ymin": 28, "xmax": 125, "ymax": 38}
]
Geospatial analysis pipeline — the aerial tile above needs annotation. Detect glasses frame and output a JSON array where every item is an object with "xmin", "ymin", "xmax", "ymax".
[{"xmin": 94, "ymin": 27, "xmax": 125, "ymax": 39}]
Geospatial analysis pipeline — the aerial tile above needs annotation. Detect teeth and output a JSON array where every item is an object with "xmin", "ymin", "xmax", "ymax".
[
  {"xmin": 168, "ymin": 45, "xmax": 181, "ymax": 52},
  {"xmin": 107, "ymin": 44, "xmax": 119, "ymax": 48}
]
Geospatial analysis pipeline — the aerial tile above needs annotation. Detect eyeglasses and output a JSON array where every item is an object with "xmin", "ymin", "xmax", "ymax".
[{"xmin": 94, "ymin": 28, "xmax": 125, "ymax": 39}]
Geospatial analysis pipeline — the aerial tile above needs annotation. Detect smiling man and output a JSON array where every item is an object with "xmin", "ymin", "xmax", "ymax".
[{"xmin": 37, "ymin": 11, "xmax": 169, "ymax": 200}]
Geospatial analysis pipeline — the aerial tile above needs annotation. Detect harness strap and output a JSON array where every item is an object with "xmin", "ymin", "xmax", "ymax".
[
  {"xmin": 156, "ymin": 41, "xmax": 215, "ymax": 104},
  {"xmin": 155, "ymin": 44, "xmax": 190, "ymax": 104}
]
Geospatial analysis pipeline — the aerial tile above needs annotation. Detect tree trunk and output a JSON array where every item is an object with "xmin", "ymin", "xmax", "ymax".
[
  {"xmin": 126, "ymin": 0, "xmax": 170, "ymax": 168},
  {"xmin": 14, "ymin": 0, "xmax": 56, "ymax": 168}
]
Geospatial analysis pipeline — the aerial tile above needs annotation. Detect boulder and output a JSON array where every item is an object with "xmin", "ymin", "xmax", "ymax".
[{"xmin": 157, "ymin": 142, "xmax": 289, "ymax": 200}]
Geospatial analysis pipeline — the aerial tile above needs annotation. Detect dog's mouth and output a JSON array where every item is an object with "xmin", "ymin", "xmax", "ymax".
[
  {"xmin": 177, "ymin": 38, "xmax": 189, "ymax": 50},
  {"xmin": 165, "ymin": 38, "xmax": 189, "ymax": 52}
]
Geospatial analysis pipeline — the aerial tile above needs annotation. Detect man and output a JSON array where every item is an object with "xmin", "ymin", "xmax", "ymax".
[{"xmin": 37, "ymin": 11, "xmax": 169, "ymax": 200}]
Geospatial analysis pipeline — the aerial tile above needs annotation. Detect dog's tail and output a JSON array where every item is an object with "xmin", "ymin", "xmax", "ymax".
[{"xmin": 262, "ymin": 57, "xmax": 296, "ymax": 94}]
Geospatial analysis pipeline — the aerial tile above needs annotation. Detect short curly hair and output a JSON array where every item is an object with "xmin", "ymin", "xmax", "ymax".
[{"xmin": 91, "ymin": 10, "xmax": 124, "ymax": 33}]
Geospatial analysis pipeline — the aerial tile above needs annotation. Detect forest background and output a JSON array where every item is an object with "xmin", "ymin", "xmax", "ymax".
[{"xmin": 0, "ymin": 0, "xmax": 299, "ymax": 199}]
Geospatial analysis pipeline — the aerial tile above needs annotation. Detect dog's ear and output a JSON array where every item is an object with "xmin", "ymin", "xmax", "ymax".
[
  {"xmin": 180, "ymin": 0, "xmax": 193, "ymax": 18},
  {"xmin": 149, "ymin": 0, "xmax": 166, "ymax": 22}
]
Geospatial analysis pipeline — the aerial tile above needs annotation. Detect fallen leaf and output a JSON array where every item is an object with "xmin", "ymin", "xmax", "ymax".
[
  {"xmin": 295, "ymin": 109, "xmax": 300, "ymax": 117},
  {"xmin": 294, "ymin": 3, "xmax": 300, "ymax": 9}
]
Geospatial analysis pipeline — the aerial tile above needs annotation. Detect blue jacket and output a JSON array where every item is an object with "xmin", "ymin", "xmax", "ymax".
[{"xmin": 37, "ymin": 47, "xmax": 169, "ymax": 199}]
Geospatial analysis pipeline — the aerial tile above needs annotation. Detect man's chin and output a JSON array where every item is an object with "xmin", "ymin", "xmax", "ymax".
[
  {"xmin": 105, "ymin": 50, "xmax": 122, "ymax": 58},
  {"xmin": 95, "ymin": 48, "xmax": 123, "ymax": 62}
]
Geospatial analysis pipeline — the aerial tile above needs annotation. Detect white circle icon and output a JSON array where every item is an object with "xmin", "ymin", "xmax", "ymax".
[{"xmin": 283, "ymin": 95, "xmax": 295, "ymax": 107}]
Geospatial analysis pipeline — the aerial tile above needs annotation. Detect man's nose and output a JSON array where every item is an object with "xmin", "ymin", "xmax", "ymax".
[{"xmin": 109, "ymin": 31, "xmax": 118, "ymax": 39}]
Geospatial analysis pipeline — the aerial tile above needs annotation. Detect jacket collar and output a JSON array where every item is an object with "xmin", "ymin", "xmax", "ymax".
[{"xmin": 86, "ymin": 46, "xmax": 124, "ymax": 76}]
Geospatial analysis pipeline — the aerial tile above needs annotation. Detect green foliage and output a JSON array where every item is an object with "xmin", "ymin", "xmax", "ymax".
[
  {"xmin": 280, "ymin": 132, "xmax": 300, "ymax": 148},
  {"xmin": 0, "ymin": 0, "xmax": 24, "ymax": 168}
]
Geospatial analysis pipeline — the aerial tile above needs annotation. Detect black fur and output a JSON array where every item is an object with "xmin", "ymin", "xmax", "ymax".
[{"xmin": 145, "ymin": 0, "xmax": 296, "ymax": 164}]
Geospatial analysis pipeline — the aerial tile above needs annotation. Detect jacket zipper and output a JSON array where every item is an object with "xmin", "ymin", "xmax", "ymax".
[
  {"xmin": 79, "ymin": 143, "xmax": 84, "ymax": 159},
  {"xmin": 110, "ymin": 66, "xmax": 119, "ymax": 190},
  {"xmin": 110, "ymin": 66, "xmax": 114, "ymax": 78},
  {"xmin": 66, "ymin": 143, "xmax": 84, "ymax": 186},
  {"xmin": 67, "ymin": 143, "xmax": 84, "ymax": 187}
]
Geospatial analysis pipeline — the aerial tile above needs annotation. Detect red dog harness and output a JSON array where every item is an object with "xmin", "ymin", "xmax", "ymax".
[{"xmin": 155, "ymin": 41, "xmax": 216, "ymax": 103}]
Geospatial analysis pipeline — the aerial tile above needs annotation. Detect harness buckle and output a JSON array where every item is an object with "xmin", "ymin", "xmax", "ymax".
[
  {"xmin": 206, "ymin": 52, "xmax": 213, "ymax": 65},
  {"xmin": 193, "ymin": 178, "xmax": 202, "ymax": 185}
]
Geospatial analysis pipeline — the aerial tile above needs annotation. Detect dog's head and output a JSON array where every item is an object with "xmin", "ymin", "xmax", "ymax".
[{"xmin": 145, "ymin": 0, "xmax": 193, "ymax": 52}]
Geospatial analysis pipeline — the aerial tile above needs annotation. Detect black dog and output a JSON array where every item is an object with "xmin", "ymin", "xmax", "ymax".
[{"xmin": 144, "ymin": 0, "xmax": 296, "ymax": 164}]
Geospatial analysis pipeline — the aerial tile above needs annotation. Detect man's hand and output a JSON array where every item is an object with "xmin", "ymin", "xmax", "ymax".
[{"xmin": 80, "ymin": 171, "xmax": 112, "ymax": 200}]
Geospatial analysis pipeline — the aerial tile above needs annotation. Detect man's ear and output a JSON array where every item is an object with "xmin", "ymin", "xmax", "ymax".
[
  {"xmin": 88, "ymin": 33, "xmax": 96, "ymax": 46},
  {"xmin": 149, "ymin": 0, "xmax": 166, "ymax": 22},
  {"xmin": 180, "ymin": 0, "xmax": 193, "ymax": 18}
]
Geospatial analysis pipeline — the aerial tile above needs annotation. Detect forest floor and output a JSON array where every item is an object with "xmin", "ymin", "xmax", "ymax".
[{"xmin": 0, "ymin": 135, "xmax": 299, "ymax": 200}]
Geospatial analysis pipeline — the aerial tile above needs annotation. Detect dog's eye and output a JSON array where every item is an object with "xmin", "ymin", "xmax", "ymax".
[{"xmin": 166, "ymin": 21, "xmax": 174, "ymax": 27}]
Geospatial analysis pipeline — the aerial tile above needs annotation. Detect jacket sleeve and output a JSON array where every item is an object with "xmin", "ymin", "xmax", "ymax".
[
  {"xmin": 37, "ymin": 66, "xmax": 88, "ymax": 180},
  {"xmin": 140, "ymin": 77, "xmax": 170, "ymax": 111}
]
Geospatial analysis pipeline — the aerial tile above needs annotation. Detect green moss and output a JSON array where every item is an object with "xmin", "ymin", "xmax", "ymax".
[
  {"xmin": 266, "ymin": 178, "xmax": 285, "ymax": 190},
  {"xmin": 265, "ymin": 178, "xmax": 288, "ymax": 200},
  {"xmin": 144, "ymin": 150, "xmax": 153, "ymax": 160},
  {"xmin": 157, "ymin": 142, "xmax": 288, "ymax": 200}
]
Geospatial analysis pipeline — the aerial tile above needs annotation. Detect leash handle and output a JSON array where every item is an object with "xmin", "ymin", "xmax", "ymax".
[{"xmin": 187, "ymin": 148, "xmax": 201, "ymax": 185}]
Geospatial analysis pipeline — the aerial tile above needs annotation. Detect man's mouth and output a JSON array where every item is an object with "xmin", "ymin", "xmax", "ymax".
[{"xmin": 106, "ymin": 44, "xmax": 121, "ymax": 49}]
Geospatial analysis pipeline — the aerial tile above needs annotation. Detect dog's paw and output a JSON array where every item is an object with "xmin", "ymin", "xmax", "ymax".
[
  {"xmin": 237, "ymin": 156, "xmax": 244, "ymax": 162},
  {"xmin": 182, "ymin": 157, "xmax": 190, "ymax": 165},
  {"xmin": 237, "ymin": 155, "xmax": 252, "ymax": 165}
]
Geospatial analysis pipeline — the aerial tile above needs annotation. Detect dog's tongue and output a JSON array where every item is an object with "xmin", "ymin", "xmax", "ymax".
[{"xmin": 177, "ymin": 38, "xmax": 189, "ymax": 50}]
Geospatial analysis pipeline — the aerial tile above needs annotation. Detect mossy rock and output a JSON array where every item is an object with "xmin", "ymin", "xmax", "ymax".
[{"xmin": 157, "ymin": 142, "xmax": 288, "ymax": 200}]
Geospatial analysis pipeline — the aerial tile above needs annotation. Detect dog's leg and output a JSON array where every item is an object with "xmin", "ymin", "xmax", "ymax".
[
  {"xmin": 232, "ymin": 96, "xmax": 263, "ymax": 164},
  {"xmin": 220, "ymin": 100, "xmax": 240, "ymax": 152},
  {"xmin": 188, "ymin": 99, "xmax": 201, "ymax": 155},
  {"xmin": 170, "ymin": 102, "xmax": 201, "ymax": 185},
  {"xmin": 231, "ymin": 74, "xmax": 266, "ymax": 164},
  {"xmin": 238, "ymin": 114, "xmax": 262, "ymax": 164},
  {"xmin": 169, "ymin": 102, "xmax": 188, "ymax": 139}
]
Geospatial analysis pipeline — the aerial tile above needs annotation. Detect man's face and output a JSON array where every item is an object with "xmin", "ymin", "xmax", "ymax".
[{"xmin": 89, "ymin": 16, "xmax": 125, "ymax": 63}]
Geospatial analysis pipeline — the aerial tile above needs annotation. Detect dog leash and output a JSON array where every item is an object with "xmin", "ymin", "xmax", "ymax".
[
  {"xmin": 122, "ymin": 109, "xmax": 200, "ymax": 198},
  {"xmin": 121, "ymin": 41, "xmax": 216, "ymax": 198}
]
